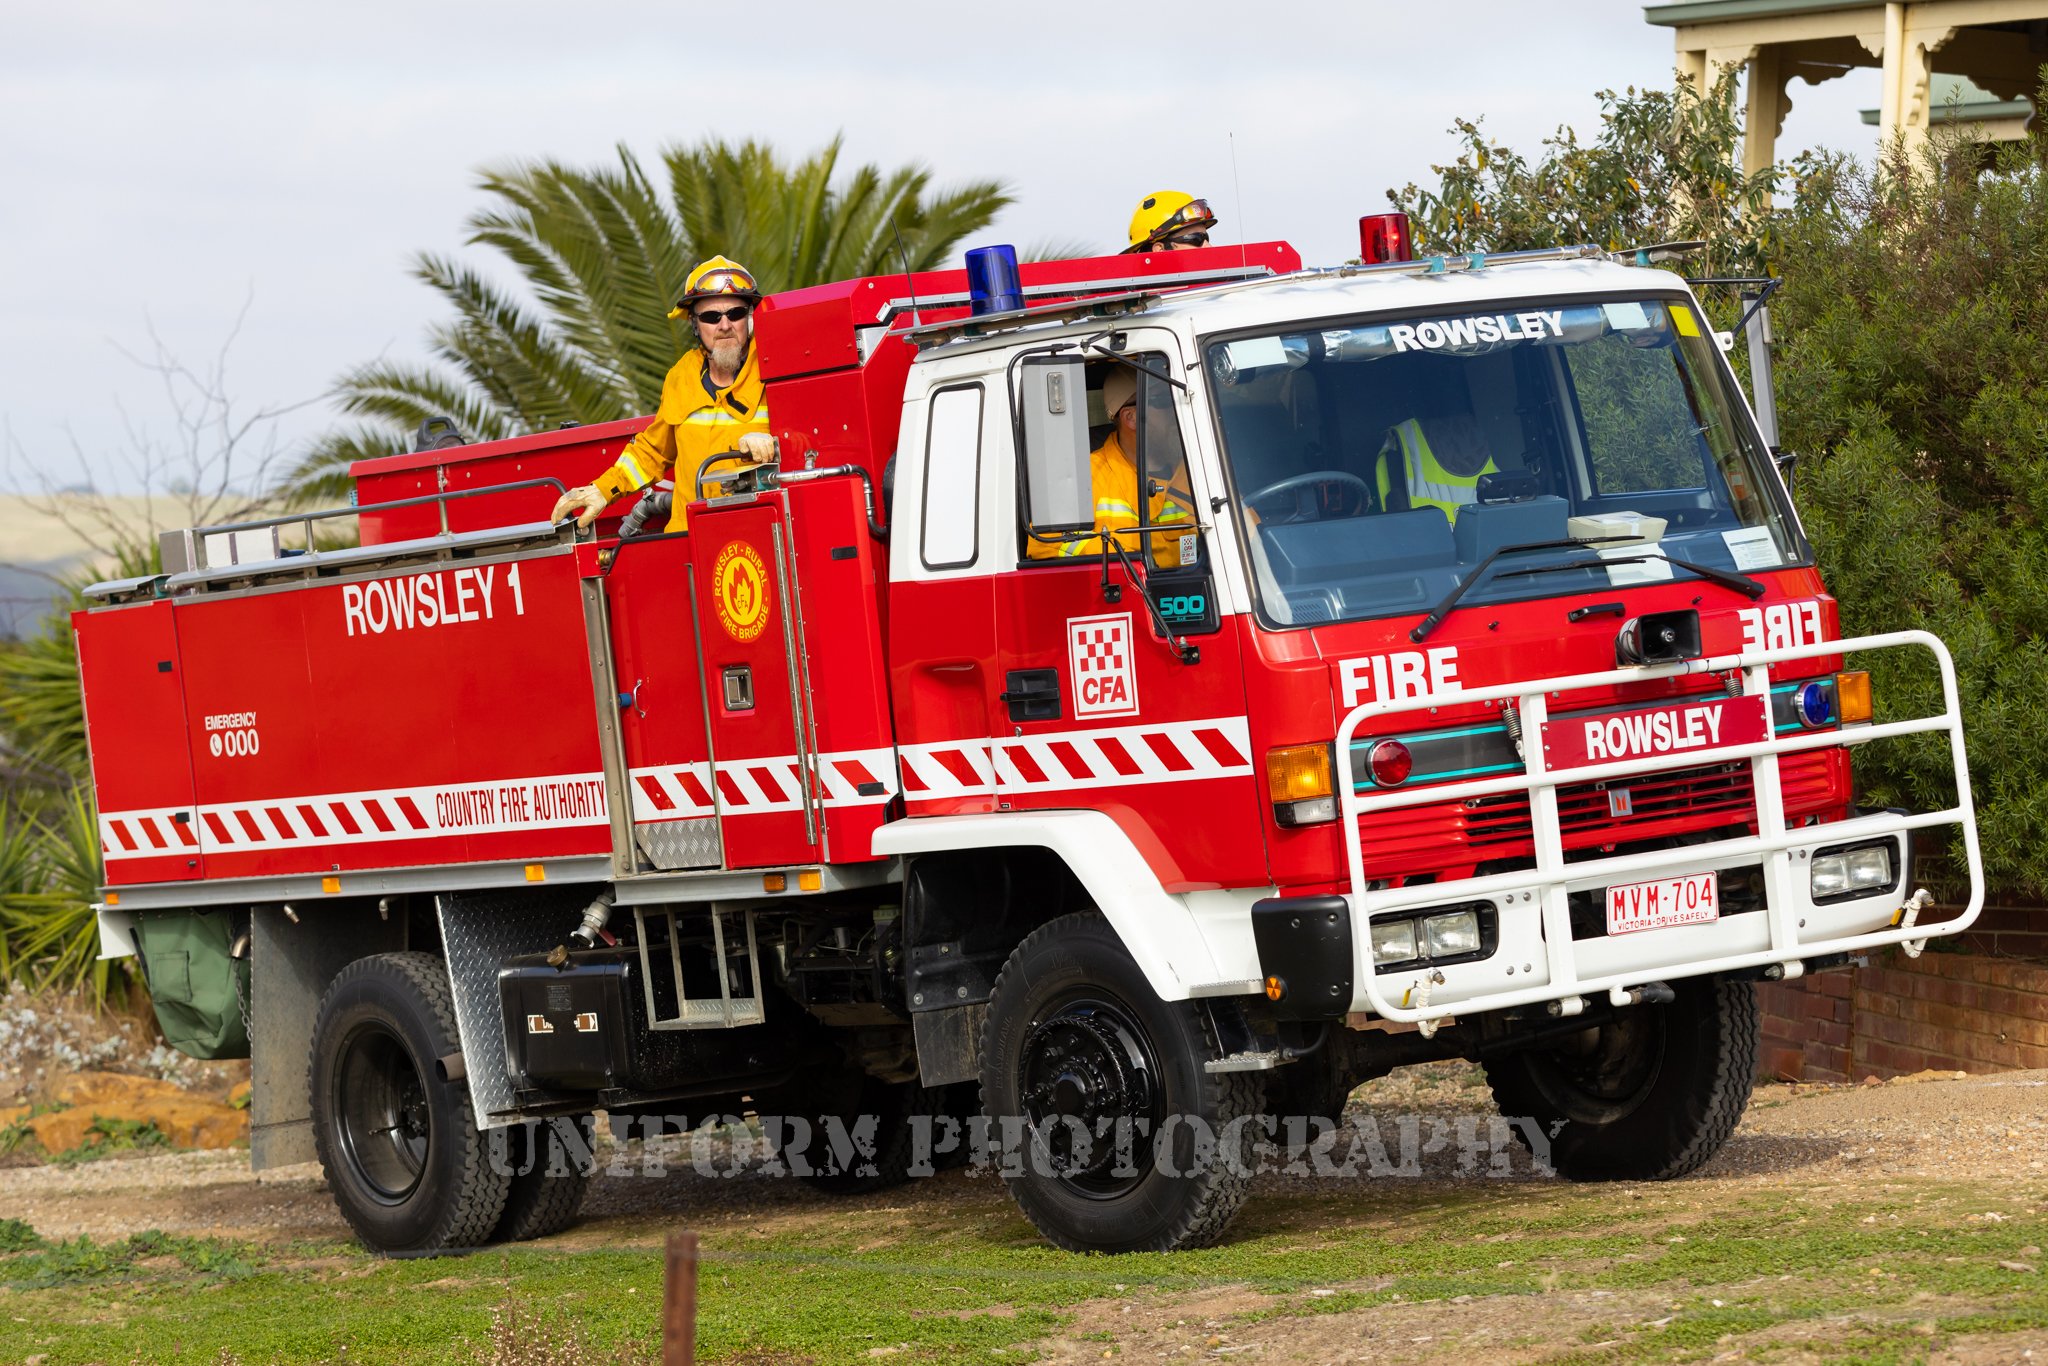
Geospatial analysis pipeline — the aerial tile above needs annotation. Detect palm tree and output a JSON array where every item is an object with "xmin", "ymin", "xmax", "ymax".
[{"xmin": 283, "ymin": 135, "xmax": 1013, "ymax": 504}]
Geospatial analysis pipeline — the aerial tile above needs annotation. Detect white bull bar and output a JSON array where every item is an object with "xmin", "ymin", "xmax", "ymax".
[{"xmin": 1335, "ymin": 630, "xmax": 1980, "ymax": 1025}]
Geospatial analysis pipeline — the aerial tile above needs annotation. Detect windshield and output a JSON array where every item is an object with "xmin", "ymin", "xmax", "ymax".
[{"xmin": 1204, "ymin": 295, "xmax": 1801, "ymax": 628}]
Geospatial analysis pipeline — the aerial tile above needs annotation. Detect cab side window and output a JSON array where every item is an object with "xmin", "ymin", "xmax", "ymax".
[
  {"xmin": 921, "ymin": 384, "xmax": 984, "ymax": 570},
  {"xmin": 1019, "ymin": 356, "xmax": 1195, "ymax": 568}
]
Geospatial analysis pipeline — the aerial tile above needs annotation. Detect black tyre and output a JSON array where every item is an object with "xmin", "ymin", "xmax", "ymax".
[
  {"xmin": 308, "ymin": 952, "xmax": 510, "ymax": 1253},
  {"xmin": 490, "ymin": 1116, "xmax": 595, "ymax": 1242},
  {"xmin": 1485, "ymin": 976, "xmax": 1758, "ymax": 1181},
  {"xmin": 979, "ymin": 913, "xmax": 1262, "ymax": 1254},
  {"xmin": 765, "ymin": 1069, "xmax": 924, "ymax": 1195}
]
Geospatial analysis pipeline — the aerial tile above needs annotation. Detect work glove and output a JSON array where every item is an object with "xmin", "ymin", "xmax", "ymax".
[
  {"xmin": 736, "ymin": 432, "xmax": 778, "ymax": 462},
  {"xmin": 550, "ymin": 484, "xmax": 609, "ymax": 529}
]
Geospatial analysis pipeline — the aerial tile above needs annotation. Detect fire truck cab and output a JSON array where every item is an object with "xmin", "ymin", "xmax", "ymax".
[{"xmin": 78, "ymin": 228, "xmax": 1979, "ymax": 1256}]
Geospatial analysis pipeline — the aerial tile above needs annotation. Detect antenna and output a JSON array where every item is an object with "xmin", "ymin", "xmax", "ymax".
[
  {"xmin": 1229, "ymin": 131, "xmax": 1248, "ymax": 270},
  {"xmin": 890, "ymin": 219, "xmax": 923, "ymax": 328}
]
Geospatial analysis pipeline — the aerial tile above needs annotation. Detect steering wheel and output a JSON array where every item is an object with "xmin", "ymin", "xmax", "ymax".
[{"xmin": 1244, "ymin": 471, "xmax": 1373, "ymax": 525}]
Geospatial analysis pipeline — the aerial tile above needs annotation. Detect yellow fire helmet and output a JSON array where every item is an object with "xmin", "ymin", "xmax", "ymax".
[
  {"xmin": 668, "ymin": 255, "xmax": 763, "ymax": 320},
  {"xmin": 1124, "ymin": 191, "xmax": 1217, "ymax": 254}
]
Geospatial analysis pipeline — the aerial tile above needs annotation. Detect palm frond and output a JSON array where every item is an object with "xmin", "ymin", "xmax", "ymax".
[{"xmin": 300, "ymin": 132, "xmax": 1014, "ymax": 479}]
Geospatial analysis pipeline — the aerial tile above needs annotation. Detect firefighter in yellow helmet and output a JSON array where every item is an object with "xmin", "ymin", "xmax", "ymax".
[
  {"xmin": 549, "ymin": 256, "xmax": 776, "ymax": 533},
  {"xmin": 1123, "ymin": 191, "xmax": 1218, "ymax": 254},
  {"xmin": 1026, "ymin": 367, "xmax": 1192, "ymax": 565}
]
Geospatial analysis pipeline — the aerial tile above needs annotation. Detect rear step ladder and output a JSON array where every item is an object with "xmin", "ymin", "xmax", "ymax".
[{"xmin": 633, "ymin": 904, "xmax": 766, "ymax": 1029}]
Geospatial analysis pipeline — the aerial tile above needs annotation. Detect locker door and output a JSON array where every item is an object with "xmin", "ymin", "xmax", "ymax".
[
  {"xmin": 691, "ymin": 498, "xmax": 822, "ymax": 869},
  {"xmin": 604, "ymin": 535, "xmax": 721, "ymax": 869}
]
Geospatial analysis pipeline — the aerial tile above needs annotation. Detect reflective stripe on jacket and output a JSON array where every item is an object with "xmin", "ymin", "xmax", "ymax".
[{"xmin": 593, "ymin": 345, "xmax": 771, "ymax": 532}]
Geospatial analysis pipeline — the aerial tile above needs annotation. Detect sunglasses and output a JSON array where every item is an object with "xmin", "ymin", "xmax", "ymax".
[
  {"xmin": 695, "ymin": 305, "xmax": 752, "ymax": 325},
  {"xmin": 1168, "ymin": 231, "xmax": 1210, "ymax": 248}
]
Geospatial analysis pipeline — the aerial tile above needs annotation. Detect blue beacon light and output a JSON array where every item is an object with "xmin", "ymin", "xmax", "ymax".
[
  {"xmin": 965, "ymin": 244, "xmax": 1023, "ymax": 316},
  {"xmin": 1795, "ymin": 681, "xmax": 1834, "ymax": 727}
]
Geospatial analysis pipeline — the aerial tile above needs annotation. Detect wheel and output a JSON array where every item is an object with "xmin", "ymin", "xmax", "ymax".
[
  {"xmin": 763, "ymin": 1068, "xmax": 924, "ymax": 1195},
  {"xmin": 979, "ymin": 913, "xmax": 1262, "ymax": 1254},
  {"xmin": 1244, "ymin": 471, "xmax": 1373, "ymax": 524},
  {"xmin": 308, "ymin": 952, "xmax": 510, "ymax": 1253},
  {"xmin": 490, "ymin": 1116, "xmax": 595, "ymax": 1242},
  {"xmin": 1484, "ymin": 976, "xmax": 1758, "ymax": 1181}
]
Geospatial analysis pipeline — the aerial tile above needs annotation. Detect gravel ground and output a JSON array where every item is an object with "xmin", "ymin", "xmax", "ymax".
[{"xmin": 1, "ymin": 1063, "xmax": 2041, "ymax": 1245}]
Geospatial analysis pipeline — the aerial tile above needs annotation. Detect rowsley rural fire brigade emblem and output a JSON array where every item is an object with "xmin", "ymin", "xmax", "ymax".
[
  {"xmin": 712, "ymin": 540, "xmax": 770, "ymax": 643},
  {"xmin": 1068, "ymin": 612, "xmax": 1139, "ymax": 718}
]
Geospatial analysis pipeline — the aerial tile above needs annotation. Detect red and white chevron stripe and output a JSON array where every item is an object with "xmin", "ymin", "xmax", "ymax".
[
  {"xmin": 628, "ymin": 748, "xmax": 898, "ymax": 821},
  {"xmin": 99, "ymin": 806, "xmax": 200, "ymax": 858},
  {"xmin": 899, "ymin": 716, "xmax": 1253, "ymax": 800},
  {"xmin": 101, "ymin": 720, "xmax": 1252, "ymax": 860},
  {"xmin": 100, "ymin": 771, "xmax": 609, "ymax": 861}
]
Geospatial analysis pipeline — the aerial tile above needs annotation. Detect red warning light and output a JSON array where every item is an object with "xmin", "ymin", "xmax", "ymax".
[{"xmin": 1358, "ymin": 212, "xmax": 1414, "ymax": 265}]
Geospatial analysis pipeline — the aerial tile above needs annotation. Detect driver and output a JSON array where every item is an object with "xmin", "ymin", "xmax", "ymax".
[
  {"xmin": 1027, "ymin": 367, "xmax": 1192, "ymax": 566},
  {"xmin": 1376, "ymin": 415, "xmax": 1498, "ymax": 521}
]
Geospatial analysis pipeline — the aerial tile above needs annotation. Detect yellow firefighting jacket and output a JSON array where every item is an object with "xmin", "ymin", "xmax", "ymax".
[
  {"xmin": 1376, "ymin": 417, "xmax": 1498, "ymax": 521},
  {"xmin": 1026, "ymin": 432, "xmax": 1194, "ymax": 566},
  {"xmin": 592, "ymin": 345, "xmax": 771, "ymax": 532}
]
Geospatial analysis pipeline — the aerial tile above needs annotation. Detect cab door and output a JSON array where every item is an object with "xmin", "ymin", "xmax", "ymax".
[{"xmin": 991, "ymin": 339, "xmax": 1267, "ymax": 890}]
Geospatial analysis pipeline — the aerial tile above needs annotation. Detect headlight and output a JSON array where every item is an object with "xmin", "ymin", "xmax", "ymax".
[
  {"xmin": 1845, "ymin": 845, "xmax": 1893, "ymax": 888},
  {"xmin": 1369, "ymin": 918, "xmax": 1417, "ymax": 964},
  {"xmin": 1424, "ymin": 909, "xmax": 1482, "ymax": 956},
  {"xmin": 1809, "ymin": 840, "xmax": 1896, "ymax": 900}
]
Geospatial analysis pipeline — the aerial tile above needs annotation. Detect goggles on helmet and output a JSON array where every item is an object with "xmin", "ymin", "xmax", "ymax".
[
  {"xmin": 691, "ymin": 267, "xmax": 757, "ymax": 297},
  {"xmin": 1148, "ymin": 199, "xmax": 1215, "ymax": 245}
]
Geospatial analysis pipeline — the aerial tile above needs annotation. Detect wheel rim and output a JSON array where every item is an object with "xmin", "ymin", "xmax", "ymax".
[
  {"xmin": 334, "ymin": 1022, "xmax": 431, "ymax": 1203},
  {"xmin": 1525, "ymin": 1009, "xmax": 1666, "ymax": 1124},
  {"xmin": 1018, "ymin": 995, "xmax": 1163, "ymax": 1197}
]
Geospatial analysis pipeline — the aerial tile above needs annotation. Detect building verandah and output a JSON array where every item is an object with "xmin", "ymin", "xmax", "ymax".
[{"xmin": 1645, "ymin": 1, "xmax": 2047, "ymax": 173}]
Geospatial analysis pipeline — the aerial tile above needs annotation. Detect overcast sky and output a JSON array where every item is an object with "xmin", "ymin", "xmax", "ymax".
[{"xmin": 0, "ymin": 0, "xmax": 1883, "ymax": 498}]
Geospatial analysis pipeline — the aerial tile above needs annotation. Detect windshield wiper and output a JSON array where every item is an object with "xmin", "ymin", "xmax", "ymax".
[
  {"xmin": 1497, "ymin": 550, "xmax": 1765, "ymax": 600},
  {"xmin": 1411, "ymin": 537, "xmax": 1638, "ymax": 643}
]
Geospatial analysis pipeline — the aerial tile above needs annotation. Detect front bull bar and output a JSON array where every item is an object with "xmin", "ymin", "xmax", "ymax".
[{"xmin": 1335, "ymin": 630, "xmax": 1980, "ymax": 1025}]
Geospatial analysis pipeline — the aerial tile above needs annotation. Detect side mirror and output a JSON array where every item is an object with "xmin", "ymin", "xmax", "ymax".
[
  {"xmin": 1772, "ymin": 446, "xmax": 1797, "ymax": 494},
  {"xmin": 1018, "ymin": 357, "xmax": 1093, "ymax": 536}
]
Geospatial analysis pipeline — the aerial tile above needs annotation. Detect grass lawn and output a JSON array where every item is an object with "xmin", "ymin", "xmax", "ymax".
[{"xmin": 0, "ymin": 1172, "xmax": 2042, "ymax": 1363}]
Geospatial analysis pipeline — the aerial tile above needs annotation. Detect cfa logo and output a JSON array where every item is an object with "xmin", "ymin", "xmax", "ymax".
[
  {"xmin": 1068, "ymin": 613, "xmax": 1139, "ymax": 719},
  {"xmin": 712, "ymin": 541, "xmax": 770, "ymax": 644}
]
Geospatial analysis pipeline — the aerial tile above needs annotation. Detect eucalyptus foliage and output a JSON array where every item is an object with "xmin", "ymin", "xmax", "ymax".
[
  {"xmin": 283, "ymin": 135, "xmax": 1012, "ymax": 504},
  {"xmin": 1388, "ymin": 70, "xmax": 1842, "ymax": 281},
  {"xmin": 1773, "ymin": 120, "xmax": 2048, "ymax": 894}
]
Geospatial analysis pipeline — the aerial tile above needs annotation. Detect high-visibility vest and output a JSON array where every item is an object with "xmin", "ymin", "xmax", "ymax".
[{"xmin": 1376, "ymin": 419, "xmax": 1497, "ymax": 520}]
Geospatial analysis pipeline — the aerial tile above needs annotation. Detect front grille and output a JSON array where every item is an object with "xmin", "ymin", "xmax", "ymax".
[{"xmin": 1358, "ymin": 748, "xmax": 1846, "ymax": 880}]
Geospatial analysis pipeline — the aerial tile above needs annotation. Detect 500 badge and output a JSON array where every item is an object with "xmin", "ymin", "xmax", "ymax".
[{"xmin": 712, "ymin": 540, "xmax": 771, "ymax": 643}]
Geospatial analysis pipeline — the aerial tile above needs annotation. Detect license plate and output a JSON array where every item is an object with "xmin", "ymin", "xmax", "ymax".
[{"xmin": 1606, "ymin": 871, "xmax": 1719, "ymax": 935}]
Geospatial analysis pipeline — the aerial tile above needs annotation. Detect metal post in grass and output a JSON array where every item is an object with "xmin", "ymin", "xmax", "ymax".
[{"xmin": 663, "ymin": 1230, "xmax": 699, "ymax": 1364}]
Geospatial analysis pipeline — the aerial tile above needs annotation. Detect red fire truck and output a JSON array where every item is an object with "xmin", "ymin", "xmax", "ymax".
[{"xmin": 77, "ymin": 222, "xmax": 1979, "ymax": 1256}]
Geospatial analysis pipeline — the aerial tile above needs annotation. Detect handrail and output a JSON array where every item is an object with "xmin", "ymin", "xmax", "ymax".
[{"xmin": 179, "ymin": 476, "xmax": 570, "ymax": 570}]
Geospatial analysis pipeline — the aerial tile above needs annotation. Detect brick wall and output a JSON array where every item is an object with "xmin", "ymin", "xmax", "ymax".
[{"xmin": 1757, "ymin": 944, "xmax": 2048, "ymax": 1082}]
